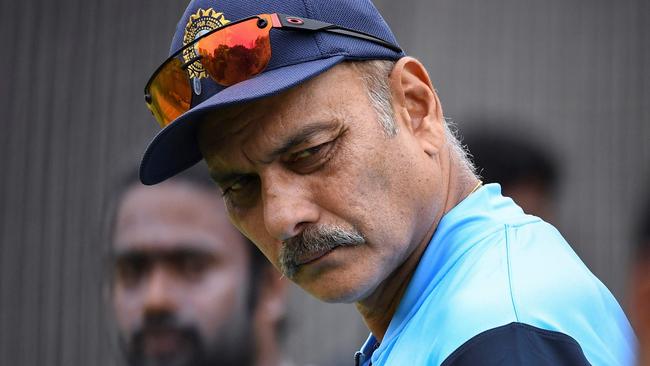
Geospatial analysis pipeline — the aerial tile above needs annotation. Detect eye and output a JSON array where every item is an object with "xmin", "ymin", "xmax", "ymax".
[
  {"xmin": 286, "ymin": 140, "xmax": 338, "ymax": 174},
  {"xmin": 221, "ymin": 175, "xmax": 260, "ymax": 208},
  {"xmin": 291, "ymin": 144, "xmax": 325, "ymax": 162},
  {"xmin": 222, "ymin": 175, "xmax": 255, "ymax": 196},
  {"xmin": 174, "ymin": 253, "xmax": 212, "ymax": 281},
  {"xmin": 115, "ymin": 255, "xmax": 151, "ymax": 287},
  {"xmin": 223, "ymin": 181, "xmax": 242, "ymax": 195}
]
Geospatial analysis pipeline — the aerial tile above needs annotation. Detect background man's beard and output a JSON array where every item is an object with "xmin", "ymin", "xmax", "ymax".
[
  {"xmin": 120, "ymin": 312, "xmax": 255, "ymax": 366},
  {"xmin": 280, "ymin": 224, "xmax": 366, "ymax": 279}
]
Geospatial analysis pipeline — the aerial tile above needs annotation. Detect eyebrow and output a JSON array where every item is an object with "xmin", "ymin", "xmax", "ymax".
[
  {"xmin": 209, "ymin": 120, "xmax": 342, "ymax": 182},
  {"xmin": 112, "ymin": 247, "xmax": 214, "ymax": 263},
  {"xmin": 209, "ymin": 170, "xmax": 244, "ymax": 186},
  {"xmin": 263, "ymin": 121, "xmax": 341, "ymax": 163}
]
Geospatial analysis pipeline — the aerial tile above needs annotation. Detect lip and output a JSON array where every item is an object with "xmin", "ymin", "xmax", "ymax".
[
  {"xmin": 142, "ymin": 329, "xmax": 183, "ymax": 357},
  {"xmin": 296, "ymin": 247, "xmax": 336, "ymax": 266}
]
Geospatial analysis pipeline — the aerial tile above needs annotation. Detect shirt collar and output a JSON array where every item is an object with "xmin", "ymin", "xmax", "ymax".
[{"xmin": 364, "ymin": 183, "xmax": 523, "ymax": 361}]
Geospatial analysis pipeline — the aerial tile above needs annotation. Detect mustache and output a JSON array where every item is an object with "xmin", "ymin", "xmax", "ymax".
[
  {"xmin": 279, "ymin": 224, "xmax": 365, "ymax": 279},
  {"xmin": 135, "ymin": 312, "xmax": 193, "ymax": 335}
]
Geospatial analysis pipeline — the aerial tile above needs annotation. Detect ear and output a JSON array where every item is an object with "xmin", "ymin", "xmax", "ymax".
[{"xmin": 389, "ymin": 57, "xmax": 445, "ymax": 156}]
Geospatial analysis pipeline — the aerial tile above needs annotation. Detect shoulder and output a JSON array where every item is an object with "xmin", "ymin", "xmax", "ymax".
[
  {"xmin": 394, "ymin": 221, "xmax": 633, "ymax": 365},
  {"xmin": 440, "ymin": 322, "xmax": 591, "ymax": 366},
  {"xmin": 498, "ymin": 220, "xmax": 636, "ymax": 366},
  {"xmin": 502, "ymin": 220, "xmax": 625, "ymax": 331}
]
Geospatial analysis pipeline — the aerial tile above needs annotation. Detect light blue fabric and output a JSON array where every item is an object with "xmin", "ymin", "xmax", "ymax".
[{"xmin": 356, "ymin": 183, "xmax": 636, "ymax": 366}]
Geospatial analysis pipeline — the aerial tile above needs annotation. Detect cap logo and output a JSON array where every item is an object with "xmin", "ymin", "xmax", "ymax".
[{"xmin": 182, "ymin": 8, "xmax": 230, "ymax": 94}]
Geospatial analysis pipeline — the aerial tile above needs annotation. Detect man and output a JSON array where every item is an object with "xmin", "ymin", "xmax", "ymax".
[
  {"xmin": 136, "ymin": 0, "xmax": 636, "ymax": 364},
  {"xmin": 464, "ymin": 129, "xmax": 560, "ymax": 223},
  {"xmin": 110, "ymin": 167, "xmax": 288, "ymax": 366},
  {"xmin": 630, "ymin": 193, "xmax": 650, "ymax": 366}
]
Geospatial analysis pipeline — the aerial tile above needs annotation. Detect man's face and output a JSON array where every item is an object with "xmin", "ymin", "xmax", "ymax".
[
  {"xmin": 112, "ymin": 182, "xmax": 254, "ymax": 366},
  {"xmin": 198, "ymin": 63, "xmax": 444, "ymax": 303}
]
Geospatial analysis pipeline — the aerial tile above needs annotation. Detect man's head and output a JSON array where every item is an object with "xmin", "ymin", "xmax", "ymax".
[
  {"xmin": 139, "ymin": 0, "xmax": 404, "ymax": 186},
  {"xmin": 197, "ymin": 58, "xmax": 476, "ymax": 303},
  {"xmin": 139, "ymin": 0, "xmax": 476, "ymax": 305},
  {"xmin": 110, "ymin": 167, "xmax": 287, "ymax": 366}
]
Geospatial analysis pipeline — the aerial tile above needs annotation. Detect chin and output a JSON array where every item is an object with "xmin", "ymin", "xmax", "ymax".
[
  {"xmin": 312, "ymin": 289, "xmax": 361, "ymax": 304},
  {"xmin": 299, "ymin": 271, "xmax": 378, "ymax": 304}
]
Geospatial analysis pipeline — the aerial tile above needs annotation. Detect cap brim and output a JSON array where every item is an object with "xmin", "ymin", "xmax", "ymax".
[{"xmin": 139, "ymin": 55, "xmax": 346, "ymax": 185}]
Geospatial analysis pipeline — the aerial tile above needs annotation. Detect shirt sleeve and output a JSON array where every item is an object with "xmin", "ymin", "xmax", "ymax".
[{"xmin": 440, "ymin": 322, "xmax": 592, "ymax": 366}]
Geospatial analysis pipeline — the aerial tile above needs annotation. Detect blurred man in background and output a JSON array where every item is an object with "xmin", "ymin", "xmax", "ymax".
[
  {"xmin": 630, "ymin": 192, "xmax": 650, "ymax": 366},
  {"xmin": 110, "ymin": 167, "xmax": 288, "ymax": 366},
  {"xmin": 464, "ymin": 128, "xmax": 560, "ymax": 223}
]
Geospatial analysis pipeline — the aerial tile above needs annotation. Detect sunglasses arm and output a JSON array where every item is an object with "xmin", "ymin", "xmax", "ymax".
[{"xmin": 275, "ymin": 13, "xmax": 402, "ymax": 53}]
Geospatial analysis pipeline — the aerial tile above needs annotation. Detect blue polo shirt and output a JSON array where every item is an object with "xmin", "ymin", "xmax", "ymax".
[{"xmin": 355, "ymin": 184, "xmax": 636, "ymax": 366}]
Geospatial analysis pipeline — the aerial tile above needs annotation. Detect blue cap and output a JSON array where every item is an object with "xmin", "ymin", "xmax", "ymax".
[{"xmin": 139, "ymin": 0, "xmax": 404, "ymax": 185}]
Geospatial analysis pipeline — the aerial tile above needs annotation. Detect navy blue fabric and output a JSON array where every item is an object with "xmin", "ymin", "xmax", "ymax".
[
  {"xmin": 140, "ymin": 0, "xmax": 405, "ymax": 185},
  {"xmin": 441, "ymin": 322, "xmax": 591, "ymax": 366}
]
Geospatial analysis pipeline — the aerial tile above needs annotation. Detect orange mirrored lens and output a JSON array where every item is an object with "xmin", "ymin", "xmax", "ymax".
[
  {"xmin": 197, "ymin": 16, "xmax": 272, "ymax": 86},
  {"xmin": 146, "ymin": 15, "xmax": 274, "ymax": 128},
  {"xmin": 147, "ymin": 58, "xmax": 192, "ymax": 128}
]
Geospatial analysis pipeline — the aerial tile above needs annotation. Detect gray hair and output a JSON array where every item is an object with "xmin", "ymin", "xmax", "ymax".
[{"xmin": 352, "ymin": 60, "xmax": 476, "ymax": 175}]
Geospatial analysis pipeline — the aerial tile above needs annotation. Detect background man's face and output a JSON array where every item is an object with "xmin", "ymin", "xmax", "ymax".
[
  {"xmin": 111, "ymin": 182, "xmax": 254, "ymax": 366},
  {"xmin": 198, "ymin": 64, "xmax": 444, "ymax": 303},
  {"xmin": 630, "ymin": 246, "xmax": 650, "ymax": 366}
]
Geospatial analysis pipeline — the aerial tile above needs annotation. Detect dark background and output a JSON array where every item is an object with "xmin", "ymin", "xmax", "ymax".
[{"xmin": 0, "ymin": 0, "xmax": 648, "ymax": 365}]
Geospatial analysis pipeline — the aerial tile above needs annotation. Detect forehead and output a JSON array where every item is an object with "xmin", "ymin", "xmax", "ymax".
[
  {"xmin": 113, "ymin": 182, "xmax": 245, "ymax": 253},
  {"xmin": 197, "ymin": 63, "xmax": 370, "ymax": 165}
]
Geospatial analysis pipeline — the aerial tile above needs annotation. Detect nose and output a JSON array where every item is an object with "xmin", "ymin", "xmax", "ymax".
[
  {"xmin": 261, "ymin": 169, "xmax": 319, "ymax": 241},
  {"xmin": 142, "ymin": 265, "xmax": 177, "ymax": 315}
]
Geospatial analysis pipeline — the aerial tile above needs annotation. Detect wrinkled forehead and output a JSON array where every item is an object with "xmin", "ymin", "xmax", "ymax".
[
  {"xmin": 197, "ymin": 63, "xmax": 367, "ymax": 164},
  {"xmin": 199, "ymin": 93, "xmax": 281, "ymax": 150},
  {"xmin": 197, "ymin": 95, "xmax": 287, "ymax": 169}
]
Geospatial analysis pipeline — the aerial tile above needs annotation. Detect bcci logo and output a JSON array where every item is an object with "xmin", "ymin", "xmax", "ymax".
[{"xmin": 182, "ymin": 8, "xmax": 230, "ymax": 94}]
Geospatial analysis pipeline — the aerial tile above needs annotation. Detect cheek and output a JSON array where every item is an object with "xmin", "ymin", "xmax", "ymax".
[
  {"xmin": 190, "ymin": 267, "xmax": 251, "ymax": 337},
  {"xmin": 335, "ymin": 144, "xmax": 413, "ymax": 240},
  {"xmin": 332, "ymin": 138, "xmax": 433, "ymax": 266},
  {"xmin": 231, "ymin": 210, "xmax": 281, "ymax": 270},
  {"xmin": 112, "ymin": 286, "xmax": 141, "ymax": 334}
]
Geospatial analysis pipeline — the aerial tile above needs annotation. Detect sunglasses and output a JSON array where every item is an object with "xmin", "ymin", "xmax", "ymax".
[{"xmin": 144, "ymin": 13, "xmax": 402, "ymax": 128}]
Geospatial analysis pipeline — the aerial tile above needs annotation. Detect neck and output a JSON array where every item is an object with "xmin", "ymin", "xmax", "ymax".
[
  {"xmin": 355, "ymin": 148, "xmax": 479, "ymax": 341},
  {"xmin": 253, "ymin": 309, "xmax": 281, "ymax": 366},
  {"xmin": 254, "ymin": 330, "xmax": 281, "ymax": 366}
]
